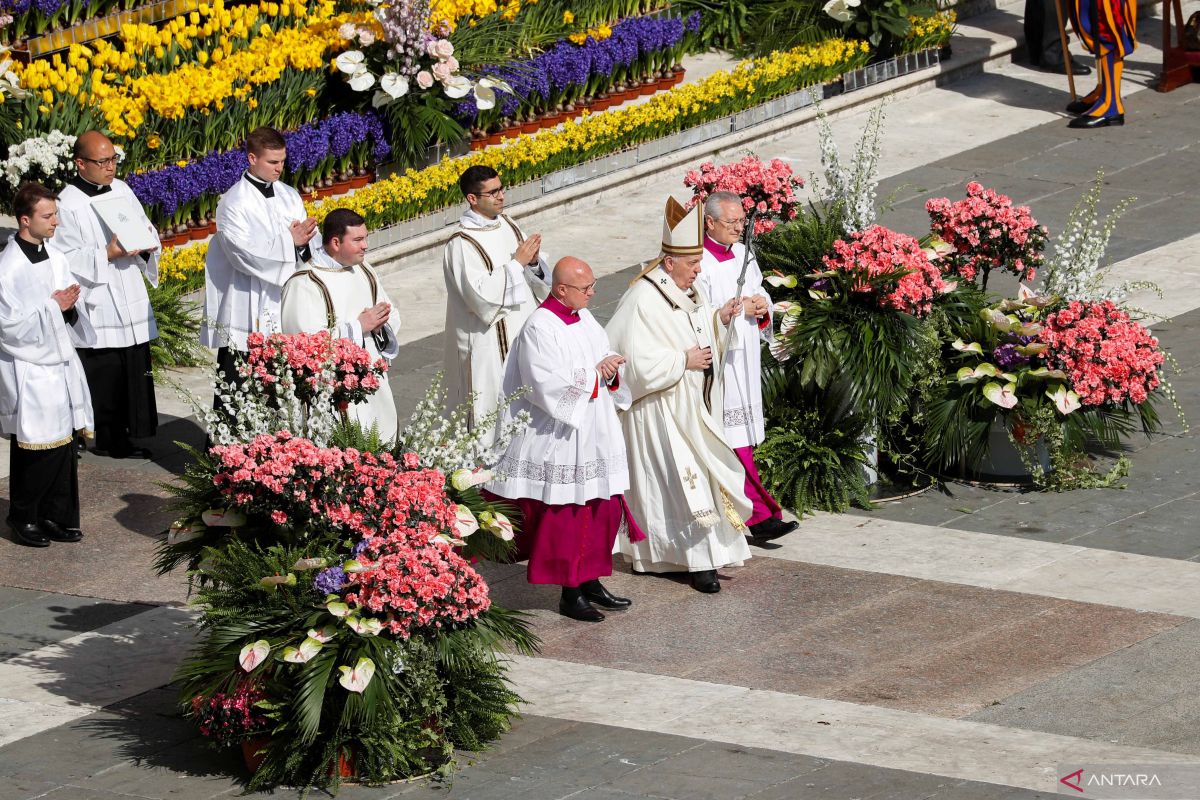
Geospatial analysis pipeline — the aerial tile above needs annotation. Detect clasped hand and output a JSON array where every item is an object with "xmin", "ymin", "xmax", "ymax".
[
  {"xmin": 513, "ymin": 233, "xmax": 542, "ymax": 266},
  {"xmin": 685, "ymin": 345, "xmax": 713, "ymax": 370},
  {"xmin": 357, "ymin": 302, "xmax": 392, "ymax": 334},
  {"xmin": 53, "ymin": 283, "xmax": 81, "ymax": 311},
  {"xmin": 596, "ymin": 353, "xmax": 625, "ymax": 381},
  {"xmin": 718, "ymin": 297, "xmax": 743, "ymax": 325}
]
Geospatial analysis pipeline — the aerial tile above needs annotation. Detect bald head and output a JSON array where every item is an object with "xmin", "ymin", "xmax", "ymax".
[
  {"xmin": 73, "ymin": 131, "xmax": 118, "ymax": 187},
  {"xmin": 552, "ymin": 256, "xmax": 596, "ymax": 311}
]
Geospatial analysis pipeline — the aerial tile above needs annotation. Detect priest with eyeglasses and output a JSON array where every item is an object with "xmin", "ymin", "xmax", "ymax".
[{"xmin": 53, "ymin": 130, "xmax": 160, "ymax": 460}]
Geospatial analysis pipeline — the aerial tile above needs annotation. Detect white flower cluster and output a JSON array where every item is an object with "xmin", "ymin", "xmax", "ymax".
[
  {"xmin": 1, "ymin": 129, "xmax": 77, "ymax": 193},
  {"xmin": 823, "ymin": 0, "xmax": 861, "ymax": 23},
  {"xmin": 814, "ymin": 101, "xmax": 885, "ymax": 233},
  {"xmin": 1040, "ymin": 175, "xmax": 1140, "ymax": 303},
  {"xmin": 396, "ymin": 373, "xmax": 530, "ymax": 474}
]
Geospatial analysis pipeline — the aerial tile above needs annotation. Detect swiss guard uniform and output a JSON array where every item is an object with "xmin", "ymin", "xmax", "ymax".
[{"xmin": 1067, "ymin": 0, "xmax": 1136, "ymax": 127}]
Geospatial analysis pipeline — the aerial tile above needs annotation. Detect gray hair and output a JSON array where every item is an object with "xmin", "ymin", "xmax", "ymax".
[{"xmin": 703, "ymin": 191, "xmax": 742, "ymax": 221}]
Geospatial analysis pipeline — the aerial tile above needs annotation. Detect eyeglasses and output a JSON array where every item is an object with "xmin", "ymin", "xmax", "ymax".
[
  {"xmin": 563, "ymin": 281, "xmax": 596, "ymax": 294},
  {"xmin": 477, "ymin": 185, "xmax": 505, "ymax": 199},
  {"xmin": 720, "ymin": 217, "xmax": 748, "ymax": 228},
  {"xmin": 80, "ymin": 155, "xmax": 119, "ymax": 168}
]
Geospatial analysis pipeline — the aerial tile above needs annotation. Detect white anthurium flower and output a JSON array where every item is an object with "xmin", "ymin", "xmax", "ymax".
[
  {"xmin": 442, "ymin": 74, "xmax": 473, "ymax": 99},
  {"xmin": 281, "ymin": 637, "xmax": 323, "ymax": 663},
  {"xmin": 348, "ymin": 67, "xmax": 375, "ymax": 92},
  {"xmin": 307, "ymin": 626, "xmax": 337, "ymax": 643},
  {"xmin": 454, "ymin": 504, "xmax": 479, "ymax": 538},
  {"xmin": 1016, "ymin": 342, "xmax": 1049, "ymax": 357},
  {"xmin": 473, "ymin": 79, "xmax": 498, "ymax": 110},
  {"xmin": 345, "ymin": 615, "xmax": 384, "ymax": 636},
  {"xmin": 334, "ymin": 50, "xmax": 366, "ymax": 74},
  {"xmin": 956, "ymin": 363, "xmax": 1001, "ymax": 383},
  {"xmin": 939, "ymin": 280, "xmax": 958, "ymax": 293},
  {"xmin": 1025, "ymin": 366, "xmax": 1067, "ymax": 380},
  {"xmin": 450, "ymin": 467, "xmax": 494, "ymax": 491},
  {"xmin": 808, "ymin": 288, "xmax": 828, "ymax": 301},
  {"xmin": 379, "ymin": 72, "xmax": 409, "ymax": 99},
  {"xmin": 239, "ymin": 640, "xmax": 271, "ymax": 672},
  {"xmin": 982, "ymin": 381, "xmax": 1019, "ymax": 409},
  {"xmin": 371, "ymin": 90, "xmax": 391, "ymax": 108},
  {"xmin": 764, "ymin": 273, "xmax": 798, "ymax": 289},
  {"xmin": 259, "ymin": 573, "xmax": 297, "ymax": 588},
  {"xmin": 823, "ymin": 0, "xmax": 860, "ymax": 23},
  {"xmin": 326, "ymin": 600, "xmax": 351, "ymax": 617},
  {"xmin": 292, "ymin": 557, "xmax": 327, "ymax": 571},
  {"xmin": 768, "ymin": 337, "xmax": 792, "ymax": 363},
  {"xmin": 166, "ymin": 520, "xmax": 205, "ymax": 545},
  {"xmin": 201, "ymin": 508, "xmax": 246, "ymax": 527},
  {"xmin": 952, "ymin": 339, "xmax": 984, "ymax": 354},
  {"xmin": 478, "ymin": 510, "xmax": 515, "ymax": 541},
  {"xmin": 1047, "ymin": 385, "xmax": 1082, "ymax": 414},
  {"xmin": 338, "ymin": 657, "xmax": 376, "ymax": 693},
  {"xmin": 342, "ymin": 559, "xmax": 368, "ymax": 573},
  {"xmin": 772, "ymin": 301, "xmax": 794, "ymax": 315}
]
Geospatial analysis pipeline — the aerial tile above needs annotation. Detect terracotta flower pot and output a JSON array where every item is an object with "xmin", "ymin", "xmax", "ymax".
[
  {"xmin": 519, "ymin": 119, "xmax": 539, "ymax": 134},
  {"xmin": 671, "ymin": 67, "xmax": 685, "ymax": 86},
  {"xmin": 332, "ymin": 178, "xmax": 353, "ymax": 196},
  {"xmin": 639, "ymin": 78, "xmax": 657, "ymax": 96},
  {"xmin": 241, "ymin": 736, "xmax": 271, "ymax": 774},
  {"xmin": 348, "ymin": 170, "xmax": 372, "ymax": 189},
  {"xmin": 657, "ymin": 74, "xmax": 675, "ymax": 91},
  {"xmin": 206, "ymin": 218, "xmax": 217, "ymax": 236},
  {"xmin": 539, "ymin": 111, "xmax": 563, "ymax": 129},
  {"xmin": 591, "ymin": 95, "xmax": 612, "ymax": 112},
  {"xmin": 188, "ymin": 223, "xmax": 209, "ymax": 241}
]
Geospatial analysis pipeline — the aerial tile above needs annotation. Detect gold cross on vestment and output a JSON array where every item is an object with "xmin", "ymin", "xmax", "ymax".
[{"xmin": 682, "ymin": 467, "xmax": 699, "ymax": 490}]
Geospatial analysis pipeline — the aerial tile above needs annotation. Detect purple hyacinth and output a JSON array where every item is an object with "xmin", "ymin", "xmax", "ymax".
[
  {"xmin": 685, "ymin": 11, "xmax": 702, "ymax": 33},
  {"xmin": 313, "ymin": 566, "xmax": 348, "ymax": 594},
  {"xmin": 351, "ymin": 539, "xmax": 371, "ymax": 557}
]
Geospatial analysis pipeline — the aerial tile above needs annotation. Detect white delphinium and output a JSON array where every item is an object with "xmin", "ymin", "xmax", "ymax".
[
  {"xmin": 1040, "ymin": 175, "xmax": 1149, "ymax": 306},
  {"xmin": 1, "ymin": 130, "xmax": 77, "ymax": 192},
  {"xmin": 812, "ymin": 100, "xmax": 886, "ymax": 233},
  {"xmin": 397, "ymin": 373, "xmax": 530, "ymax": 474}
]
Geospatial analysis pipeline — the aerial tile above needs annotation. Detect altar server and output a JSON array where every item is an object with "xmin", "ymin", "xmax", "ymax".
[
  {"xmin": 0, "ymin": 183, "xmax": 95, "ymax": 547},
  {"xmin": 485, "ymin": 256, "xmax": 645, "ymax": 622},
  {"xmin": 698, "ymin": 191, "xmax": 797, "ymax": 544},
  {"xmin": 442, "ymin": 165, "xmax": 549, "ymax": 441},
  {"xmin": 606, "ymin": 197, "xmax": 752, "ymax": 594},
  {"xmin": 203, "ymin": 126, "xmax": 320, "ymax": 401},
  {"xmin": 281, "ymin": 209, "xmax": 400, "ymax": 443},
  {"xmin": 54, "ymin": 130, "xmax": 159, "ymax": 459}
]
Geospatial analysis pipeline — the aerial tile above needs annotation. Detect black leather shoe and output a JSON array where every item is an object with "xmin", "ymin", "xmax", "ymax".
[
  {"xmin": 1068, "ymin": 114, "xmax": 1124, "ymax": 129},
  {"xmin": 559, "ymin": 593, "xmax": 605, "ymax": 622},
  {"xmin": 690, "ymin": 570, "xmax": 720, "ymax": 593},
  {"xmin": 9, "ymin": 520, "xmax": 50, "ymax": 548},
  {"xmin": 1065, "ymin": 99, "xmax": 1093, "ymax": 114},
  {"xmin": 40, "ymin": 519, "xmax": 84, "ymax": 543},
  {"xmin": 748, "ymin": 518, "xmax": 799, "ymax": 542},
  {"xmin": 1041, "ymin": 58, "xmax": 1091, "ymax": 76},
  {"xmin": 580, "ymin": 579, "xmax": 632, "ymax": 609}
]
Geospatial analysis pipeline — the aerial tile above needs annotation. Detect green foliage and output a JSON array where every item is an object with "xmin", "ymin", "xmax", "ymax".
[
  {"xmin": 737, "ymin": 0, "xmax": 838, "ymax": 57},
  {"xmin": 755, "ymin": 200, "xmax": 848, "ymax": 276},
  {"xmin": 671, "ymin": 0, "xmax": 752, "ymax": 49},
  {"xmin": 757, "ymin": 363, "xmax": 873, "ymax": 515},
  {"xmin": 147, "ymin": 277, "xmax": 206, "ymax": 372},
  {"xmin": 382, "ymin": 94, "xmax": 469, "ymax": 170}
]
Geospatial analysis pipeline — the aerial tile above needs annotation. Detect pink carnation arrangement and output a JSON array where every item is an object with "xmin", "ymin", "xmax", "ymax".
[
  {"xmin": 925, "ymin": 182, "xmax": 1047, "ymax": 285},
  {"xmin": 822, "ymin": 225, "xmax": 946, "ymax": 317},
  {"xmin": 208, "ymin": 431, "xmax": 492, "ymax": 638},
  {"xmin": 1038, "ymin": 300, "xmax": 1164, "ymax": 406},
  {"xmin": 243, "ymin": 331, "xmax": 387, "ymax": 410},
  {"xmin": 684, "ymin": 155, "xmax": 803, "ymax": 236}
]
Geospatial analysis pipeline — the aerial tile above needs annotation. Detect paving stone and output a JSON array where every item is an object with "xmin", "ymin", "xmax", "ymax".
[{"xmin": 0, "ymin": 595, "xmax": 154, "ymax": 661}]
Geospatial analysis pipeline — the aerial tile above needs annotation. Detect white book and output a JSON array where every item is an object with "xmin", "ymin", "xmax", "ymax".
[{"xmin": 89, "ymin": 194, "xmax": 160, "ymax": 252}]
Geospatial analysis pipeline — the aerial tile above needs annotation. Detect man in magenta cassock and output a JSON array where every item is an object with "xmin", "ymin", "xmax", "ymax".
[{"xmin": 484, "ymin": 256, "xmax": 646, "ymax": 623}]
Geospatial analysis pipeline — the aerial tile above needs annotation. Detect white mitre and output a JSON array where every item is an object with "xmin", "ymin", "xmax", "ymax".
[{"xmin": 631, "ymin": 196, "xmax": 705, "ymax": 283}]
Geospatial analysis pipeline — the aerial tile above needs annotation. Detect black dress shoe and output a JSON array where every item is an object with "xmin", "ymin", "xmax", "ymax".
[
  {"xmin": 1068, "ymin": 114, "xmax": 1124, "ymax": 129},
  {"xmin": 40, "ymin": 519, "xmax": 84, "ymax": 543},
  {"xmin": 558, "ymin": 592, "xmax": 605, "ymax": 622},
  {"xmin": 748, "ymin": 518, "xmax": 799, "ymax": 542},
  {"xmin": 580, "ymin": 579, "xmax": 632, "ymax": 609},
  {"xmin": 1041, "ymin": 59, "xmax": 1091, "ymax": 76},
  {"xmin": 9, "ymin": 520, "xmax": 50, "ymax": 548},
  {"xmin": 1065, "ymin": 99, "xmax": 1093, "ymax": 114},
  {"xmin": 690, "ymin": 570, "xmax": 720, "ymax": 593}
]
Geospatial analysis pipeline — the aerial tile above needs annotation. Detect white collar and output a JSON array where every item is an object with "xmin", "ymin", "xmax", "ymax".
[{"xmin": 461, "ymin": 208, "xmax": 503, "ymax": 231}]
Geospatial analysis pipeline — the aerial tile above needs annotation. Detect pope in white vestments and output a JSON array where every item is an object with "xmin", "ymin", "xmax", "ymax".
[
  {"xmin": 442, "ymin": 166, "xmax": 549, "ymax": 440},
  {"xmin": 484, "ymin": 256, "xmax": 646, "ymax": 622},
  {"xmin": 281, "ymin": 209, "xmax": 400, "ymax": 444},
  {"xmin": 54, "ymin": 131, "xmax": 160, "ymax": 460},
  {"xmin": 697, "ymin": 191, "xmax": 797, "ymax": 543},
  {"xmin": 0, "ymin": 184, "xmax": 96, "ymax": 547},
  {"xmin": 202, "ymin": 127, "xmax": 320, "ymax": 408},
  {"xmin": 606, "ymin": 197, "xmax": 752, "ymax": 594}
]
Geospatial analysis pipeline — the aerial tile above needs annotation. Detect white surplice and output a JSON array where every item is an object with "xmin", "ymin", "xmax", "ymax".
[
  {"xmin": 202, "ymin": 175, "xmax": 320, "ymax": 350},
  {"xmin": 280, "ymin": 247, "xmax": 400, "ymax": 444},
  {"xmin": 605, "ymin": 268, "xmax": 752, "ymax": 573},
  {"xmin": 0, "ymin": 237, "xmax": 96, "ymax": 448},
  {"xmin": 441, "ymin": 210, "xmax": 549, "ymax": 438},
  {"xmin": 697, "ymin": 239, "xmax": 773, "ymax": 449},
  {"xmin": 53, "ymin": 179, "xmax": 160, "ymax": 348},
  {"xmin": 486, "ymin": 300, "xmax": 631, "ymax": 506}
]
